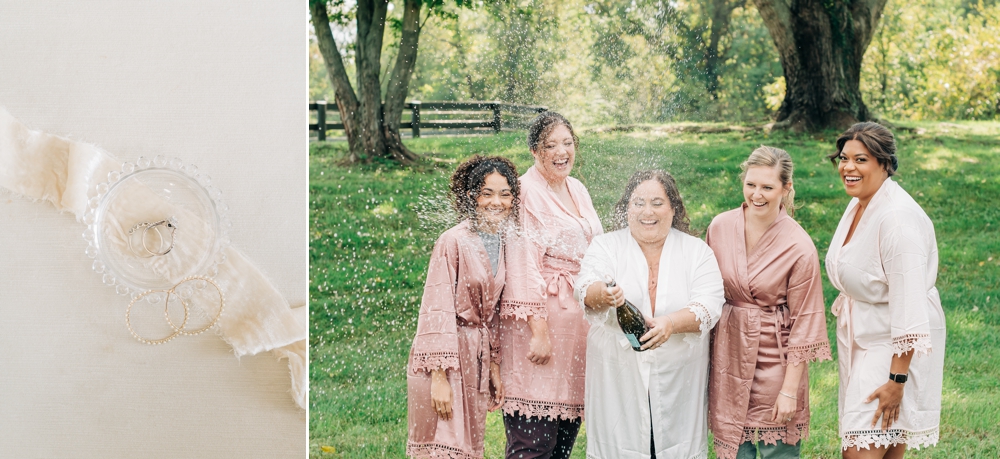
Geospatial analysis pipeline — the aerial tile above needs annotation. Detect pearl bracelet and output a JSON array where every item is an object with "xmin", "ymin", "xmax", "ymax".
[{"xmin": 778, "ymin": 390, "xmax": 797, "ymax": 400}]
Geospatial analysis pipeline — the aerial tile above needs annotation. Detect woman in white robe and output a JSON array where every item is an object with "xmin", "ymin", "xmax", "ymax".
[
  {"xmin": 575, "ymin": 170, "xmax": 725, "ymax": 459},
  {"xmin": 826, "ymin": 122, "xmax": 945, "ymax": 458}
]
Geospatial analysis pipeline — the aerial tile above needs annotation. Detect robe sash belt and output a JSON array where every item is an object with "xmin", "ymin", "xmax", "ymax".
[
  {"xmin": 542, "ymin": 256, "xmax": 579, "ymax": 308},
  {"xmin": 730, "ymin": 299, "xmax": 791, "ymax": 365},
  {"xmin": 458, "ymin": 319, "xmax": 492, "ymax": 393},
  {"xmin": 830, "ymin": 293, "xmax": 854, "ymax": 374}
]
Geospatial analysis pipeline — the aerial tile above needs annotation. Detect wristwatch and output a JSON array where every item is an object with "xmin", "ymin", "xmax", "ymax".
[{"xmin": 889, "ymin": 372, "xmax": 908, "ymax": 384}]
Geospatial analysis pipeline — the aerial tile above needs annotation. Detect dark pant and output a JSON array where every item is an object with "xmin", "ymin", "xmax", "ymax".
[
  {"xmin": 503, "ymin": 412, "xmax": 581, "ymax": 459},
  {"xmin": 736, "ymin": 440, "xmax": 801, "ymax": 459}
]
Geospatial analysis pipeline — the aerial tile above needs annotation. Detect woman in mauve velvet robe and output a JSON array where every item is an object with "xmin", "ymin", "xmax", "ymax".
[
  {"xmin": 406, "ymin": 156, "xmax": 520, "ymax": 459},
  {"xmin": 707, "ymin": 147, "xmax": 830, "ymax": 459},
  {"xmin": 498, "ymin": 112, "xmax": 602, "ymax": 459}
]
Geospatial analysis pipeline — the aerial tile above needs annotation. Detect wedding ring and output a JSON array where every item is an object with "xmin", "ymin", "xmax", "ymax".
[
  {"xmin": 127, "ymin": 217, "xmax": 178, "ymax": 258},
  {"xmin": 127, "ymin": 222, "xmax": 155, "ymax": 258},
  {"xmin": 142, "ymin": 217, "xmax": 177, "ymax": 256}
]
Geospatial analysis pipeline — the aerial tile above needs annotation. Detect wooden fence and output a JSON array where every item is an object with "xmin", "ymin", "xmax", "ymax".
[{"xmin": 309, "ymin": 101, "xmax": 548, "ymax": 140}]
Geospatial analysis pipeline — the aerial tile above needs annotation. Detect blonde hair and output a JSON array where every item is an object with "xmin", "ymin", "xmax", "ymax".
[{"xmin": 740, "ymin": 146, "xmax": 795, "ymax": 216}]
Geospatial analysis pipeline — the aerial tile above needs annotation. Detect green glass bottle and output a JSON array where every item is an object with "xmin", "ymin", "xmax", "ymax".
[{"xmin": 605, "ymin": 279, "xmax": 649, "ymax": 352}]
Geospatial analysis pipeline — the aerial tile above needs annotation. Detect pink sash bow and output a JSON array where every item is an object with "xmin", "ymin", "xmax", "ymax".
[
  {"xmin": 730, "ymin": 299, "xmax": 792, "ymax": 365},
  {"xmin": 542, "ymin": 256, "xmax": 579, "ymax": 309}
]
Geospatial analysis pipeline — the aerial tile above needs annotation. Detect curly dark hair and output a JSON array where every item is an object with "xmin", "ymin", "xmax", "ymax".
[
  {"xmin": 450, "ymin": 155, "xmax": 520, "ymax": 230},
  {"xmin": 827, "ymin": 122, "xmax": 899, "ymax": 176},
  {"xmin": 612, "ymin": 170, "xmax": 693, "ymax": 236},
  {"xmin": 527, "ymin": 111, "xmax": 579, "ymax": 152}
]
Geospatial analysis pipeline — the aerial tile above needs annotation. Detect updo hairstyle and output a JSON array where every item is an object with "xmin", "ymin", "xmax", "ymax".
[
  {"xmin": 527, "ymin": 111, "xmax": 579, "ymax": 152},
  {"xmin": 741, "ymin": 145, "xmax": 796, "ymax": 216},
  {"xmin": 828, "ymin": 122, "xmax": 899, "ymax": 176}
]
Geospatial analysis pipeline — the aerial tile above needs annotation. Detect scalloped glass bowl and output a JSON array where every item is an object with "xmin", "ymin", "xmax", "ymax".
[{"xmin": 83, "ymin": 156, "xmax": 231, "ymax": 297}]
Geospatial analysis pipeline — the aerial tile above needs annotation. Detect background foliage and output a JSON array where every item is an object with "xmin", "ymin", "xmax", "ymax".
[{"xmin": 311, "ymin": 0, "xmax": 1000, "ymax": 125}]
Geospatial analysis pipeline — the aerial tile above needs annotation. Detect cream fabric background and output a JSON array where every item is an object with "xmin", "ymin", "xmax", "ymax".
[{"xmin": 0, "ymin": 2, "xmax": 307, "ymax": 458}]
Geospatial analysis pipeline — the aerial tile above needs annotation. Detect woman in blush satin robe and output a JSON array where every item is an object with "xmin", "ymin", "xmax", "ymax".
[
  {"xmin": 707, "ymin": 147, "xmax": 831, "ymax": 459},
  {"xmin": 406, "ymin": 156, "xmax": 521, "ymax": 459},
  {"xmin": 498, "ymin": 112, "xmax": 602, "ymax": 459},
  {"xmin": 826, "ymin": 123, "xmax": 944, "ymax": 459},
  {"xmin": 576, "ymin": 170, "xmax": 725, "ymax": 459}
]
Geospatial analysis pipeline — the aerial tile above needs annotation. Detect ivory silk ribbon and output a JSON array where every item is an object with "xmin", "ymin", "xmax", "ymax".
[{"xmin": 0, "ymin": 107, "xmax": 307, "ymax": 409}]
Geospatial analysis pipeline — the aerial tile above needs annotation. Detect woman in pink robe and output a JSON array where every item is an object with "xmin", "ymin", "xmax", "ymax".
[
  {"xmin": 707, "ymin": 147, "xmax": 831, "ymax": 459},
  {"xmin": 406, "ymin": 156, "xmax": 521, "ymax": 459},
  {"xmin": 499, "ymin": 112, "xmax": 602, "ymax": 459}
]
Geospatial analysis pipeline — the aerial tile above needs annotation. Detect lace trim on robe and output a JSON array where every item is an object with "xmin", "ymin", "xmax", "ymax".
[
  {"xmin": 575, "ymin": 278, "xmax": 613, "ymax": 326},
  {"xmin": 410, "ymin": 351, "xmax": 460, "ymax": 373},
  {"xmin": 842, "ymin": 427, "xmax": 939, "ymax": 451},
  {"xmin": 683, "ymin": 302, "xmax": 713, "ymax": 347},
  {"xmin": 711, "ymin": 437, "xmax": 741, "ymax": 459},
  {"xmin": 501, "ymin": 396, "xmax": 584, "ymax": 421},
  {"xmin": 499, "ymin": 299, "xmax": 547, "ymax": 321},
  {"xmin": 406, "ymin": 441, "xmax": 480, "ymax": 459},
  {"xmin": 785, "ymin": 341, "xmax": 833, "ymax": 366},
  {"xmin": 891, "ymin": 333, "xmax": 933, "ymax": 357},
  {"xmin": 714, "ymin": 424, "xmax": 810, "ymax": 459}
]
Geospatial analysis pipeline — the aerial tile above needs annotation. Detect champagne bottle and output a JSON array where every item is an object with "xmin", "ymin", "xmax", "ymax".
[{"xmin": 605, "ymin": 278, "xmax": 649, "ymax": 352}]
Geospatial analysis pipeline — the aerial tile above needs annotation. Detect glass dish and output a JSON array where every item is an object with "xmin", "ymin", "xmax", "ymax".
[{"xmin": 82, "ymin": 156, "xmax": 230, "ymax": 296}]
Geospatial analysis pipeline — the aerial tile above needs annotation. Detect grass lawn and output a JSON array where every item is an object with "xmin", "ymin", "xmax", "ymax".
[{"xmin": 309, "ymin": 122, "xmax": 1000, "ymax": 458}]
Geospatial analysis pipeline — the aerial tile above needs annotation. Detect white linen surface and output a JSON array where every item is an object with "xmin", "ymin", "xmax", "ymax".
[{"xmin": 0, "ymin": 1, "xmax": 307, "ymax": 457}]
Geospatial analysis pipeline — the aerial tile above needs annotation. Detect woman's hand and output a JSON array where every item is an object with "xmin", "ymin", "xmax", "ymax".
[
  {"xmin": 430, "ymin": 369, "xmax": 453, "ymax": 420},
  {"xmin": 489, "ymin": 361, "xmax": 504, "ymax": 411},
  {"xmin": 584, "ymin": 282, "xmax": 624, "ymax": 310},
  {"xmin": 866, "ymin": 381, "xmax": 905, "ymax": 430},
  {"xmin": 771, "ymin": 391, "xmax": 797, "ymax": 424},
  {"xmin": 526, "ymin": 316, "xmax": 552, "ymax": 365},
  {"xmin": 639, "ymin": 314, "xmax": 675, "ymax": 350}
]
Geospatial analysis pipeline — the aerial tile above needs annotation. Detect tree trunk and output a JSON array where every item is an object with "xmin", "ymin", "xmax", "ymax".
[
  {"xmin": 355, "ymin": 0, "xmax": 388, "ymax": 158},
  {"xmin": 381, "ymin": 0, "xmax": 421, "ymax": 164},
  {"xmin": 310, "ymin": 0, "xmax": 363, "ymax": 162},
  {"xmin": 310, "ymin": 0, "xmax": 421, "ymax": 165},
  {"xmin": 752, "ymin": 0, "xmax": 888, "ymax": 131},
  {"xmin": 704, "ymin": 0, "xmax": 745, "ymax": 99}
]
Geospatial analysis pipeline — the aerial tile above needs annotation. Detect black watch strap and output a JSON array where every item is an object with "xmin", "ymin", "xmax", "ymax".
[{"xmin": 889, "ymin": 372, "xmax": 908, "ymax": 383}]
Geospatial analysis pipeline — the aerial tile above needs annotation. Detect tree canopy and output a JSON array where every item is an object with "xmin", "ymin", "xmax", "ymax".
[{"xmin": 311, "ymin": 0, "xmax": 1000, "ymax": 133}]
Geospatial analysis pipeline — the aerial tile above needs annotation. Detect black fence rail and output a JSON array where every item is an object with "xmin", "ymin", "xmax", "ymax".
[{"xmin": 309, "ymin": 101, "xmax": 548, "ymax": 140}]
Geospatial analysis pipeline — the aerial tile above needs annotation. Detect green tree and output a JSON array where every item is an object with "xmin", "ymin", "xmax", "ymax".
[{"xmin": 311, "ymin": 0, "xmax": 467, "ymax": 164}]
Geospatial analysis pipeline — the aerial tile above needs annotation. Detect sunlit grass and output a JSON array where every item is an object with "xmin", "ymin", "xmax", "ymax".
[{"xmin": 310, "ymin": 123, "xmax": 1000, "ymax": 458}]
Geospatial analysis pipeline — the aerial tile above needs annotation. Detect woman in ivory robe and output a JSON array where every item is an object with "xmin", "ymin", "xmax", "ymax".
[
  {"xmin": 499, "ymin": 112, "xmax": 602, "ymax": 459},
  {"xmin": 706, "ymin": 147, "xmax": 831, "ymax": 459},
  {"xmin": 576, "ymin": 170, "xmax": 725, "ymax": 459},
  {"xmin": 825, "ymin": 123, "xmax": 944, "ymax": 458},
  {"xmin": 406, "ymin": 156, "xmax": 520, "ymax": 459}
]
